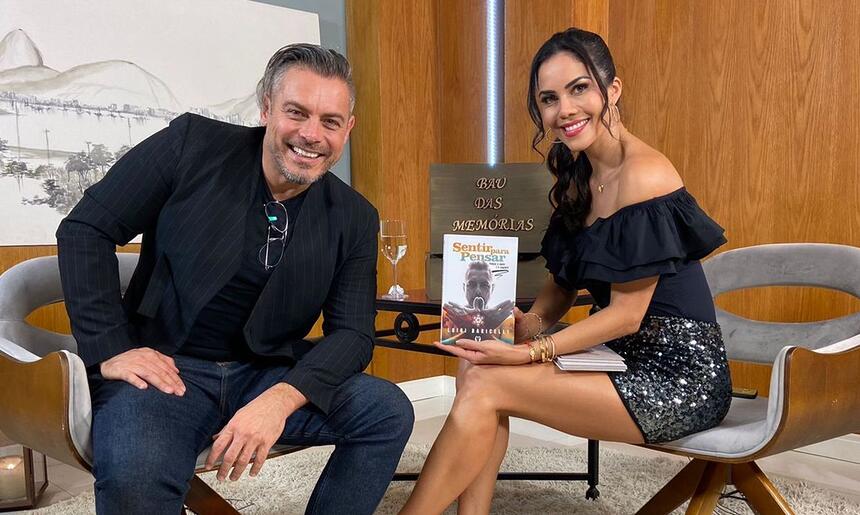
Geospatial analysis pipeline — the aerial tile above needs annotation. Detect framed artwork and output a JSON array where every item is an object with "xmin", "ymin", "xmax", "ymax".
[{"xmin": 0, "ymin": 0, "xmax": 320, "ymax": 245}]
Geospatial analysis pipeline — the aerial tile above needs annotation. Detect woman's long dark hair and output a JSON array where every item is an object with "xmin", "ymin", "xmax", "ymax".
[{"xmin": 527, "ymin": 28, "xmax": 617, "ymax": 232}]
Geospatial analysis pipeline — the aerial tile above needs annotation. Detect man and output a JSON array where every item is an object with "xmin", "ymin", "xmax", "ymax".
[
  {"xmin": 56, "ymin": 43, "xmax": 413, "ymax": 515},
  {"xmin": 463, "ymin": 260, "xmax": 495, "ymax": 310},
  {"xmin": 442, "ymin": 261, "xmax": 513, "ymax": 341}
]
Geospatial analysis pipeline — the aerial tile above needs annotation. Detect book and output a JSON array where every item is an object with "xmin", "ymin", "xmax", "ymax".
[
  {"xmin": 440, "ymin": 234, "xmax": 518, "ymax": 344},
  {"xmin": 554, "ymin": 344, "xmax": 627, "ymax": 372}
]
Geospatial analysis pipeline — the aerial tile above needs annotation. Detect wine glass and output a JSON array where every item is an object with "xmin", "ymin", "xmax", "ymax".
[{"xmin": 380, "ymin": 219, "xmax": 408, "ymax": 300}]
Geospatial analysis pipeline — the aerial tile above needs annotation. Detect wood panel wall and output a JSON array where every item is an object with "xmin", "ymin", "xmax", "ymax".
[
  {"xmin": 347, "ymin": 0, "xmax": 490, "ymax": 382},
  {"xmin": 609, "ymin": 0, "xmax": 860, "ymax": 393},
  {"xmin": 346, "ymin": 1, "xmax": 440, "ymax": 382},
  {"xmin": 435, "ymin": 1, "xmax": 490, "ymax": 376},
  {"xmin": 4, "ymin": 1, "xmax": 858, "ymax": 392},
  {"xmin": 347, "ymin": 0, "xmax": 860, "ymax": 390},
  {"xmin": 347, "ymin": 0, "xmax": 613, "ymax": 382}
]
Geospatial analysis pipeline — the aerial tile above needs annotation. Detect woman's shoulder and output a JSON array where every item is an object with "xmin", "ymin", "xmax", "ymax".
[
  {"xmin": 540, "ymin": 141, "xmax": 726, "ymax": 288},
  {"xmin": 616, "ymin": 147, "xmax": 684, "ymax": 209}
]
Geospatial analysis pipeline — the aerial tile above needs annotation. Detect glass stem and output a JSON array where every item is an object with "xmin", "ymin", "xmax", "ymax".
[{"xmin": 392, "ymin": 262, "xmax": 398, "ymax": 290}]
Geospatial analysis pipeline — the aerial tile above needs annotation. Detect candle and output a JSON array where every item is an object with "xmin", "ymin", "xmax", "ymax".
[{"xmin": 0, "ymin": 456, "xmax": 26, "ymax": 500}]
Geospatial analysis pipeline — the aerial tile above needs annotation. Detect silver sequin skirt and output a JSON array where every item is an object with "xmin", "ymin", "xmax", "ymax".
[{"xmin": 606, "ymin": 315, "xmax": 732, "ymax": 444}]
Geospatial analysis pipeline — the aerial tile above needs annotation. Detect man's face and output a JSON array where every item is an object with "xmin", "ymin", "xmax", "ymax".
[
  {"xmin": 464, "ymin": 266, "xmax": 494, "ymax": 308},
  {"xmin": 260, "ymin": 67, "xmax": 355, "ymax": 185}
]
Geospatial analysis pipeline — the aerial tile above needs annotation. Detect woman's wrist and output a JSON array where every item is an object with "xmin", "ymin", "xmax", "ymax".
[
  {"xmin": 513, "ymin": 343, "xmax": 533, "ymax": 365},
  {"xmin": 523, "ymin": 334, "xmax": 558, "ymax": 364}
]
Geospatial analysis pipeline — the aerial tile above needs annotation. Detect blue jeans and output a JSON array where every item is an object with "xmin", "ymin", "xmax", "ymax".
[{"xmin": 88, "ymin": 355, "xmax": 414, "ymax": 515}]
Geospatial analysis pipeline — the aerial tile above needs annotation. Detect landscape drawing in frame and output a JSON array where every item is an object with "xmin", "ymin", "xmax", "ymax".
[{"xmin": 0, "ymin": 0, "xmax": 320, "ymax": 245}]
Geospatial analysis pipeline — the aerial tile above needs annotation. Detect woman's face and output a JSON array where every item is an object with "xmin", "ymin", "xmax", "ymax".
[{"xmin": 536, "ymin": 52, "xmax": 619, "ymax": 153}]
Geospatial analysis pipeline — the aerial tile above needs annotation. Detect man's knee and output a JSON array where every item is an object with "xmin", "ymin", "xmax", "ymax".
[
  {"xmin": 374, "ymin": 378, "xmax": 415, "ymax": 441},
  {"xmin": 338, "ymin": 375, "xmax": 415, "ymax": 442},
  {"xmin": 93, "ymin": 426, "xmax": 196, "ymax": 482}
]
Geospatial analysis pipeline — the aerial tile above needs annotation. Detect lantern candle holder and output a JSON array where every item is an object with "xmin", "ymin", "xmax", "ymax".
[{"xmin": 0, "ymin": 444, "xmax": 47, "ymax": 511}]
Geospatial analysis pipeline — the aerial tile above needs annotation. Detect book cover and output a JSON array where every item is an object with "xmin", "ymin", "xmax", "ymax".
[{"xmin": 440, "ymin": 234, "xmax": 518, "ymax": 344}]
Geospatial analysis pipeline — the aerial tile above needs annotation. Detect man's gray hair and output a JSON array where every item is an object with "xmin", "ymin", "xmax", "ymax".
[{"xmin": 256, "ymin": 43, "xmax": 355, "ymax": 112}]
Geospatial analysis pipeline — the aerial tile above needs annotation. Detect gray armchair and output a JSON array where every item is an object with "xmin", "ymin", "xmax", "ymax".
[
  {"xmin": 637, "ymin": 243, "xmax": 860, "ymax": 514},
  {"xmin": 0, "ymin": 254, "xmax": 300, "ymax": 514}
]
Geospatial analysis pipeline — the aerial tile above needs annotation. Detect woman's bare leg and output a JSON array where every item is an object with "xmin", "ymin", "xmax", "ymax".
[
  {"xmin": 450, "ymin": 359, "xmax": 510, "ymax": 515},
  {"xmin": 399, "ymin": 363, "xmax": 643, "ymax": 515},
  {"xmin": 456, "ymin": 416, "xmax": 509, "ymax": 515}
]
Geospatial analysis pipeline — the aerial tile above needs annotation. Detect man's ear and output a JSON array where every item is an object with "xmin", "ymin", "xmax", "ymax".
[
  {"xmin": 260, "ymin": 96, "xmax": 271, "ymax": 125},
  {"xmin": 342, "ymin": 115, "xmax": 356, "ymax": 143}
]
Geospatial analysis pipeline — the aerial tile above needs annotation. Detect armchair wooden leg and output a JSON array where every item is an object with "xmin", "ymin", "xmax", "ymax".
[
  {"xmin": 732, "ymin": 462, "xmax": 795, "ymax": 515},
  {"xmin": 184, "ymin": 475, "xmax": 240, "ymax": 515},
  {"xmin": 636, "ymin": 459, "xmax": 707, "ymax": 515},
  {"xmin": 685, "ymin": 462, "xmax": 729, "ymax": 514}
]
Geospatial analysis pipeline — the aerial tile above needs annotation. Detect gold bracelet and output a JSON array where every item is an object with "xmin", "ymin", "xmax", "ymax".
[
  {"xmin": 528, "ymin": 342, "xmax": 538, "ymax": 363},
  {"xmin": 546, "ymin": 334, "xmax": 556, "ymax": 360},
  {"xmin": 538, "ymin": 336, "xmax": 549, "ymax": 363},
  {"xmin": 538, "ymin": 334, "xmax": 556, "ymax": 363},
  {"xmin": 523, "ymin": 312, "xmax": 544, "ymax": 338}
]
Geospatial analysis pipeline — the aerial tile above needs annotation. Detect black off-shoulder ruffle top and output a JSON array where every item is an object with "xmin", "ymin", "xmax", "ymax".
[{"xmin": 540, "ymin": 187, "xmax": 726, "ymax": 323}]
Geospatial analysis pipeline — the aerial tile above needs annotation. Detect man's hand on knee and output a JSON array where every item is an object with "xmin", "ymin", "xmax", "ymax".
[
  {"xmin": 205, "ymin": 383, "xmax": 305, "ymax": 481},
  {"xmin": 99, "ymin": 348, "xmax": 186, "ymax": 396}
]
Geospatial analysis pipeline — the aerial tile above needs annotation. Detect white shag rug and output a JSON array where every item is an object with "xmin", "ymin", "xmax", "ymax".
[{"xmin": 31, "ymin": 443, "xmax": 860, "ymax": 514}]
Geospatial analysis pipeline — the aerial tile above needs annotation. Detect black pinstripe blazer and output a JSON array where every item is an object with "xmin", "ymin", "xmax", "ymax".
[{"xmin": 56, "ymin": 113, "xmax": 379, "ymax": 413}]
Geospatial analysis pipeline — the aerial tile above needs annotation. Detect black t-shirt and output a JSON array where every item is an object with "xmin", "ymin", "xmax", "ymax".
[{"xmin": 179, "ymin": 171, "xmax": 307, "ymax": 361}]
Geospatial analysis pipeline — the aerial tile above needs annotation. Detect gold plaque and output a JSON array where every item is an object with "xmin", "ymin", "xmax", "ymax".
[
  {"xmin": 426, "ymin": 163, "xmax": 555, "ymax": 299},
  {"xmin": 429, "ymin": 163, "xmax": 554, "ymax": 253}
]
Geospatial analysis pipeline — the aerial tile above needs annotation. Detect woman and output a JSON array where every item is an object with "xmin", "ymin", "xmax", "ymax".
[{"xmin": 399, "ymin": 27, "xmax": 731, "ymax": 515}]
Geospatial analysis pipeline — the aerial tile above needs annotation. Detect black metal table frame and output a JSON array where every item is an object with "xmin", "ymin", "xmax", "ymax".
[{"xmin": 375, "ymin": 294, "xmax": 601, "ymax": 500}]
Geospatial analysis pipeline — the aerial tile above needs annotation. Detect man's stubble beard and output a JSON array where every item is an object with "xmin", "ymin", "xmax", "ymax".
[{"xmin": 270, "ymin": 140, "xmax": 338, "ymax": 186}]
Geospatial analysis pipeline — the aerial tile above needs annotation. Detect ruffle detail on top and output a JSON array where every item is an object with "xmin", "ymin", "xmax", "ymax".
[{"xmin": 540, "ymin": 188, "xmax": 726, "ymax": 290}]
